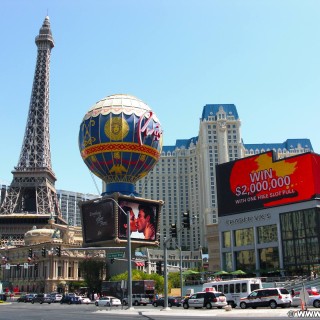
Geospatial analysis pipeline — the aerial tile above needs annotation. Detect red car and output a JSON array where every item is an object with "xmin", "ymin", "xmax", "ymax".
[{"xmin": 294, "ymin": 289, "xmax": 320, "ymax": 296}]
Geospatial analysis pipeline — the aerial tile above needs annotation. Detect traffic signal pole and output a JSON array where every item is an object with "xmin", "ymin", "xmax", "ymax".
[
  {"xmin": 162, "ymin": 211, "xmax": 190, "ymax": 311},
  {"xmin": 163, "ymin": 236, "xmax": 170, "ymax": 311}
]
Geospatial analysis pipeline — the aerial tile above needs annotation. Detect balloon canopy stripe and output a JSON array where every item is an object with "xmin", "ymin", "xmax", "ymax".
[{"xmin": 81, "ymin": 142, "xmax": 161, "ymax": 161}]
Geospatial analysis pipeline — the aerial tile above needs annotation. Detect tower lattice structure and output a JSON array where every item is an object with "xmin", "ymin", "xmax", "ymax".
[{"xmin": 0, "ymin": 17, "xmax": 63, "ymax": 233}]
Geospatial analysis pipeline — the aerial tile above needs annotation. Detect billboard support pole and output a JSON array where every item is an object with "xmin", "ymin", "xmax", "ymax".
[{"xmin": 106, "ymin": 197, "xmax": 133, "ymax": 310}]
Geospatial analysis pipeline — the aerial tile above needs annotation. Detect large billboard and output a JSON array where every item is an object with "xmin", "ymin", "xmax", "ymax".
[
  {"xmin": 117, "ymin": 197, "xmax": 161, "ymax": 241},
  {"xmin": 216, "ymin": 151, "xmax": 320, "ymax": 216},
  {"xmin": 81, "ymin": 198, "xmax": 116, "ymax": 244},
  {"xmin": 80, "ymin": 195, "xmax": 162, "ymax": 247}
]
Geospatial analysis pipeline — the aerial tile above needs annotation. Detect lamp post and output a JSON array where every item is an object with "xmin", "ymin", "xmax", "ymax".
[{"xmin": 105, "ymin": 198, "xmax": 133, "ymax": 310}]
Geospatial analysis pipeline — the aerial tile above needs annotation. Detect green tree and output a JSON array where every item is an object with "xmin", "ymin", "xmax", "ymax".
[
  {"xmin": 168, "ymin": 272, "xmax": 181, "ymax": 288},
  {"xmin": 79, "ymin": 259, "xmax": 105, "ymax": 293},
  {"xmin": 110, "ymin": 270, "xmax": 167, "ymax": 294}
]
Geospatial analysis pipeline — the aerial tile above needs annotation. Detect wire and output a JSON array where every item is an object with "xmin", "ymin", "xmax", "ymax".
[{"xmin": 89, "ymin": 171, "xmax": 101, "ymax": 195}]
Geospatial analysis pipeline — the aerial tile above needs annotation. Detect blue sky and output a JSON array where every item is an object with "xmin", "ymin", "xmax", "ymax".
[{"xmin": 1, "ymin": 0, "xmax": 320, "ymax": 195}]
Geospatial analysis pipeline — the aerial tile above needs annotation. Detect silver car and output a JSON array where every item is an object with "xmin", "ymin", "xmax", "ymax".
[{"xmin": 95, "ymin": 296, "xmax": 121, "ymax": 307}]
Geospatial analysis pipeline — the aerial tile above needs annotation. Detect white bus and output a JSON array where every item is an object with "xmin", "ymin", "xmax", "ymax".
[{"xmin": 202, "ymin": 278, "xmax": 263, "ymax": 307}]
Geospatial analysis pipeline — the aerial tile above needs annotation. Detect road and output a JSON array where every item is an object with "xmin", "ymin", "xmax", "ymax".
[{"xmin": 0, "ymin": 302, "xmax": 313, "ymax": 320}]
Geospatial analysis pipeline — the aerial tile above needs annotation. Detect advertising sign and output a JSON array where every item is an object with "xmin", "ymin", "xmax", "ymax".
[
  {"xmin": 80, "ymin": 195, "xmax": 162, "ymax": 246},
  {"xmin": 117, "ymin": 196, "xmax": 161, "ymax": 242},
  {"xmin": 80, "ymin": 198, "xmax": 116, "ymax": 244},
  {"xmin": 216, "ymin": 151, "xmax": 320, "ymax": 216}
]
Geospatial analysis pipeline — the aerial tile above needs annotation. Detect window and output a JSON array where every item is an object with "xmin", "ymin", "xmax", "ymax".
[
  {"xmin": 222, "ymin": 231, "xmax": 231, "ymax": 247},
  {"xmin": 234, "ymin": 228, "xmax": 254, "ymax": 246},
  {"xmin": 257, "ymin": 225, "xmax": 278, "ymax": 243}
]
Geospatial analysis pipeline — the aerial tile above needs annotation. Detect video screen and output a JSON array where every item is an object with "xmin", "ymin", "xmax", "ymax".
[
  {"xmin": 81, "ymin": 199, "xmax": 116, "ymax": 244},
  {"xmin": 117, "ymin": 197, "xmax": 160, "ymax": 241}
]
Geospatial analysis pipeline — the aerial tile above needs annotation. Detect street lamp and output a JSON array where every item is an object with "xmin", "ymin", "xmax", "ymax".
[{"xmin": 105, "ymin": 197, "xmax": 134, "ymax": 310}]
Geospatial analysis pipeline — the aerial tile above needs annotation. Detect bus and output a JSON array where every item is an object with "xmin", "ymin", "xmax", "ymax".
[{"xmin": 202, "ymin": 278, "xmax": 263, "ymax": 307}]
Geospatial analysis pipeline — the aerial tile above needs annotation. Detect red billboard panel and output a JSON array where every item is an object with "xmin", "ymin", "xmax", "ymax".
[{"xmin": 216, "ymin": 151, "xmax": 320, "ymax": 216}]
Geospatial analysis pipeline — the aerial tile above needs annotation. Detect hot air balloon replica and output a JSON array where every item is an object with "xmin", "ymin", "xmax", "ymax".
[
  {"xmin": 78, "ymin": 94, "xmax": 163, "ymax": 247},
  {"xmin": 79, "ymin": 94, "xmax": 163, "ymax": 195}
]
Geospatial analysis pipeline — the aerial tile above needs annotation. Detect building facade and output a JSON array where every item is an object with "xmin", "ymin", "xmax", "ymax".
[
  {"xmin": 0, "ymin": 219, "xmax": 106, "ymax": 294},
  {"xmin": 216, "ymin": 151, "xmax": 320, "ymax": 275},
  {"xmin": 134, "ymin": 104, "xmax": 313, "ymax": 256},
  {"xmin": 56, "ymin": 190, "xmax": 98, "ymax": 227}
]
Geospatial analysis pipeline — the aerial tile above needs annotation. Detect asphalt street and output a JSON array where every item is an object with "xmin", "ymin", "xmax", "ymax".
[{"xmin": 0, "ymin": 301, "xmax": 312, "ymax": 320}]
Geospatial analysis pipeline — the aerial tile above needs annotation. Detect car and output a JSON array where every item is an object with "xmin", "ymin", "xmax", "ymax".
[
  {"xmin": 122, "ymin": 294, "xmax": 149, "ymax": 306},
  {"xmin": 17, "ymin": 293, "xmax": 37, "ymax": 303},
  {"xmin": 95, "ymin": 296, "xmax": 121, "ymax": 307},
  {"xmin": 153, "ymin": 296, "xmax": 181, "ymax": 307},
  {"xmin": 78, "ymin": 296, "xmax": 92, "ymax": 304},
  {"xmin": 239, "ymin": 288, "xmax": 291, "ymax": 309},
  {"xmin": 50, "ymin": 293, "xmax": 63, "ymax": 302},
  {"xmin": 60, "ymin": 296, "xmax": 82, "ymax": 305},
  {"xmin": 31, "ymin": 293, "xmax": 53, "ymax": 304},
  {"xmin": 292, "ymin": 289, "xmax": 320, "ymax": 308},
  {"xmin": 17, "ymin": 295, "xmax": 29, "ymax": 303},
  {"xmin": 0, "ymin": 294, "xmax": 7, "ymax": 302},
  {"xmin": 17, "ymin": 294, "xmax": 27, "ymax": 302},
  {"xmin": 183, "ymin": 290, "xmax": 227, "ymax": 309}
]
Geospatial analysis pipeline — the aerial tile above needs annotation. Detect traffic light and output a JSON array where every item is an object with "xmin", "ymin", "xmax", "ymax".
[
  {"xmin": 55, "ymin": 246, "xmax": 61, "ymax": 257},
  {"xmin": 28, "ymin": 249, "xmax": 33, "ymax": 259},
  {"xmin": 182, "ymin": 211, "xmax": 190, "ymax": 229},
  {"xmin": 145, "ymin": 261, "xmax": 149, "ymax": 268},
  {"xmin": 110, "ymin": 258, "xmax": 115, "ymax": 264},
  {"xmin": 170, "ymin": 223, "xmax": 177, "ymax": 238},
  {"xmin": 156, "ymin": 261, "xmax": 162, "ymax": 275},
  {"xmin": 34, "ymin": 263, "xmax": 38, "ymax": 271},
  {"xmin": 41, "ymin": 247, "xmax": 46, "ymax": 257}
]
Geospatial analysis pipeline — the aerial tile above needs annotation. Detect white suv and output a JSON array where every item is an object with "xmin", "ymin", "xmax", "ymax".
[
  {"xmin": 122, "ymin": 294, "xmax": 149, "ymax": 306},
  {"xmin": 240, "ymin": 288, "xmax": 291, "ymax": 309}
]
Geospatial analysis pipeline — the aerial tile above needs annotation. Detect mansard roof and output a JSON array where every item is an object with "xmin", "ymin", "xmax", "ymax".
[
  {"xmin": 201, "ymin": 104, "xmax": 239, "ymax": 120},
  {"xmin": 244, "ymin": 138, "xmax": 313, "ymax": 152},
  {"xmin": 162, "ymin": 137, "xmax": 198, "ymax": 153}
]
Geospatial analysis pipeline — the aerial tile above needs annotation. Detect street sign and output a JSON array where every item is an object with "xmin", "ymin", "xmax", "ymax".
[
  {"xmin": 121, "ymin": 280, "xmax": 127, "ymax": 289},
  {"xmin": 5, "ymin": 263, "xmax": 10, "ymax": 270},
  {"xmin": 24, "ymin": 263, "xmax": 29, "ymax": 269},
  {"xmin": 107, "ymin": 252, "xmax": 124, "ymax": 259}
]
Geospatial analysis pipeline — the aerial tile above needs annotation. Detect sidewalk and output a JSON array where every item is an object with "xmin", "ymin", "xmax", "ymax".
[{"xmin": 94, "ymin": 306, "xmax": 294, "ymax": 317}]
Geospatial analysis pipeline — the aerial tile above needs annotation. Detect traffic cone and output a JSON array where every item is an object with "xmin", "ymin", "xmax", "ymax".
[{"xmin": 301, "ymin": 299, "xmax": 305, "ymax": 311}]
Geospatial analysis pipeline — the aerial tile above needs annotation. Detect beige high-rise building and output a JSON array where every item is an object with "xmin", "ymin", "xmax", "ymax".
[{"xmin": 134, "ymin": 104, "xmax": 313, "ymax": 273}]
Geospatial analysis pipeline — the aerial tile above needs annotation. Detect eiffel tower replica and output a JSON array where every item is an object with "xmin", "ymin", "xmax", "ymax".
[{"xmin": 0, "ymin": 16, "xmax": 66, "ymax": 246}]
